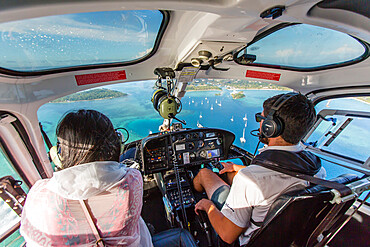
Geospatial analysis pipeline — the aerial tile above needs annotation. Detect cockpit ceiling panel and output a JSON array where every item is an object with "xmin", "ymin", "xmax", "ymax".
[{"xmin": 316, "ymin": 0, "xmax": 370, "ymax": 18}]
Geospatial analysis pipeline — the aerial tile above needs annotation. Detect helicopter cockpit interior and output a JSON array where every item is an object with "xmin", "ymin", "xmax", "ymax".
[{"xmin": 0, "ymin": 0, "xmax": 369, "ymax": 246}]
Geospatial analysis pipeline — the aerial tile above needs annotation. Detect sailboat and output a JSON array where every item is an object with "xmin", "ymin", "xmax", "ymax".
[
  {"xmin": 230, "ymin": 116, "xmax": 234, "ymax": 122},
  {"xmin": 218, "ymin": 101, "xmax": 222, "ymax": 107},
  {"xmin": 201, "ymin": 100, "xmax": 203, "ymax": 105},
  {"xmin": 192, "ymin": 100, "xmax": 194, "ymax": 103},
  {"xmin": 216, "ymin": 99, "xmax": 218, "ymax": 104},
  {"xmin": 149, "ymin": 130, "xmax": 153, "ymax": 134},
  {"xmin": 210, "ymin": 104, "xmax": 213, "ymax": 110},
  {"xmin": 199, "ymin": 112, "xmax": 202, "ymax": 118},
  {"xmin": 243, "ymin": 114, "xmax": 248, "ymax": 121},
  {"xmin": 240, "ymin": 127, "xmax": 246, "ymax": 143},
  {"xmin": 197, "ymin": 120, "xmax": 203, "ymax": 128}
]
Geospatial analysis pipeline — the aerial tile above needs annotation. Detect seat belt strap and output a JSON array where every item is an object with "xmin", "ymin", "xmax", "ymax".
[
  {"xmin": 253, "ymin": 160, "xmax": 352, "ymax": 197},
  {"xmin": 79, "ymin": 200, "xmax": 105, "ymax": 247}
]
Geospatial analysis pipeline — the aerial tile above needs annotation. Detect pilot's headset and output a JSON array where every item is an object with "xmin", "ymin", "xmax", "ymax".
[
  {"xmin": 151, "ymin": 89, "xmax": 181, "ymax": 119},
  {"xmin": 49, "ymin": 128, "xmax": 129, "ymax": 170},
  {"xmin": 261, "ymin": 92, "xmax": 298, "ymax": 138}
]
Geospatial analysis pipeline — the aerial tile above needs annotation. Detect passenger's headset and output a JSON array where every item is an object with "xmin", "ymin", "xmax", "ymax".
[
  {"xmin": 261, "ymin": 92, "xmax": 298, "ymax": 138},
  {"xmin": 151, "ymin": 89, "xmax": 181, "ymax": 119},
  {"xmin": 49, "ymin": 129, "xmax": 128, "ymax": 170}
]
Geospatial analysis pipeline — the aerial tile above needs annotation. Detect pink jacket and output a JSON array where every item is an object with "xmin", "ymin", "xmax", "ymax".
[{"xmin": 20, "ymin": 162, "xmax": 152, "ymax": 246}]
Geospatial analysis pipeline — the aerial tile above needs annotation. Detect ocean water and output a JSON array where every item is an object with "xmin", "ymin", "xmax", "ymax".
[{"xmin": 1, "ymin": 80, "xmax": 369, "ymax": 245}]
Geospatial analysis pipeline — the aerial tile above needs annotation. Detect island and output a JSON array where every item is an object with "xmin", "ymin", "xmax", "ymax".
[
  {"xmin": 231, "ymin": 91, "xmax": 246, "ymax": 99},
  {"xmin": 52, "ymin": 88, "xmax": 127, "ymax": 103},
  {"xmin": 357, "ymin": 97, "xmax": 370, "ymax": 104},
  {"xmin": 190, "ymin": 79, "xmax": 289, "ymax": 90}
]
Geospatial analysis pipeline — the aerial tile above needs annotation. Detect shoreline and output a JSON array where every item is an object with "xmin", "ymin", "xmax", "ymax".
[
  {"xmin": 186, "ymin": 89, "xmax": 222, "ymax": 92},
  {"xmin": 187, "ymin": 88, "xmax": 289, "ymax": 92},
  {"xmin": 354, "ymin": 97, "xmax": 370, "ymax": 105},
  {"xmin": 51, "ymin": 95, "xmax": 127, "ymax": 103}
]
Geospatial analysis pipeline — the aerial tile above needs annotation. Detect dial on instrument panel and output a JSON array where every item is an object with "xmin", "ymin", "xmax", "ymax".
[
  {"xmin": 216, "ymin": 138, "xmax": 222, "ymax": 145},
  {"xmin": 199, "ymin": 150, "xmax": 207, "ymax": 159},
  {"xmin": 188, "ymin": 142, "xmax": 195, "ymax": 150},
  {"xmin": 189, "ymin": 152, "xmax": 196, "ymax": 161},
  {"xmin": 198, "ymin": 140, "xmax": 204, "ymax": 148}
]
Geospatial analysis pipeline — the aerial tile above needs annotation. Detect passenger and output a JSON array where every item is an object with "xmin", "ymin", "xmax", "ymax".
[
  {"xmin": 20, "ymin": 110, "xmax": 152, "ymax": 246},
  {"xmin": 193, "ymin": 93, "xmax": 325, "ymax": 246}
]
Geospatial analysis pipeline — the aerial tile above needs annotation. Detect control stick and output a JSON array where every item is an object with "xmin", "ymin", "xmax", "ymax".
[{"xmin": 198, "ymin": 210, "xmax": 213, "ymax": 246}]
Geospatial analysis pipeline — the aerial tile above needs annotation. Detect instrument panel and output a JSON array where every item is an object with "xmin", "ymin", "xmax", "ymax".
[{"xmin": 141, "ymin": 128, "xmax": 235, "ymax": 174}]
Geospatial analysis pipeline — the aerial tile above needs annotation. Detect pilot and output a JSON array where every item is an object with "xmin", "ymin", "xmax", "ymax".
[
  {"xmin": 20, "ymin": 110, "xmax": 153, "ymax": 246},
  {"xmin": 193, "ymin": 93, "xmax": 325, "ymax": 245}
]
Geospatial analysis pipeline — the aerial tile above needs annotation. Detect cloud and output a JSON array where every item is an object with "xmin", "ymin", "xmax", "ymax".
[
  {"xmin": 275, "ymin": 49, "xmax": 302, "ymax": 57},
  {"xmin": 320, "ymin": 44, "xmax": 361, "ymax": 55},
  {"xmin": 134, "ymin": 48, "xmax": 153, "ymax": 59}
]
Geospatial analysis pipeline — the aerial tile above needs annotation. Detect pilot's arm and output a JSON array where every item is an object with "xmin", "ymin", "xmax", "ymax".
[
  {"xmin": 195, "ymin": 199, "xmax": 247, "ymax": 244},
  {"xmin": 195, "ymin": 169, "xmax": 258, "ymax": 244}
]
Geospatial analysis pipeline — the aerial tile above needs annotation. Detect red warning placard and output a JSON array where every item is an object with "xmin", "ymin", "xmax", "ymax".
[
  {"xmin": 246, "ymin": 70, "xmax": 281, "ymax": 81},
  {"xmin": 75, "ymin": 70, "xmax": 127, "ymax": 86}
]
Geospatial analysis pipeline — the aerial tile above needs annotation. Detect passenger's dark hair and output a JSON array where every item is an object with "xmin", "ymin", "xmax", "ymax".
[
  {"xmin": 56, "ymin": 109, "xmax": 120, "ymax": 169},
  {"xmin": 263, "ymin": 93, "xmax": 316, "ymax": 144}
]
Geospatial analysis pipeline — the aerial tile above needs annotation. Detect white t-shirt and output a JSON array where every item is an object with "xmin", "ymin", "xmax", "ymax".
[{"xmin": 220, "ymin": 144, "xmax": 325, "ymax": 245}]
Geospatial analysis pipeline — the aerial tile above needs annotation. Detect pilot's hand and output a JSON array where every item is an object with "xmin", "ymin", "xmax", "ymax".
[
  {"xmin": 219, "ymin": 161, "xmax": 236, "ymax": 174},
  {"xmin": 195, "ymin": 199, "xmax": 214, "ymax": 215}
]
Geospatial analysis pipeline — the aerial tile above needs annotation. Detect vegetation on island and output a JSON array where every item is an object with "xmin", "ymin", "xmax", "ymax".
[
  {"xmin": 357, "ymin": 97, "xmax": 370, "ymax": 104},
  {"xmin": 215, "ymin": 93, "xmax": 221, "ymax": 96},
  {"xmin": 231, "ymin": 92, "xmax": 246, "ymax": 99},
  {"xmin": 186, "ymin": 84, "xmax": 222, "ymax": 91},
  {"xmin": 53, "ymin": 88, "xmax": 127, "ymax": 103},
  {"xmin": 190, "ymin": 79, "xmax": 289, "ymax": 91}
]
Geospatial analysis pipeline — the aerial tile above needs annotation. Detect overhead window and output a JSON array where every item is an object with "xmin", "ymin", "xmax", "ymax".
[
  {"xmin": 0, "ymin": 10, "xmax": 165, "ymax": 73},
  {"xmin": 235, "ymin": 24, "xmax": 368, "ymax": 70}
]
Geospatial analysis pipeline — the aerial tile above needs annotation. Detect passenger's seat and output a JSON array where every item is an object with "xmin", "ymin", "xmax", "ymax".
[{"xmin": 152, "ymin": 228, "xmax": 198, "ymax": 247}]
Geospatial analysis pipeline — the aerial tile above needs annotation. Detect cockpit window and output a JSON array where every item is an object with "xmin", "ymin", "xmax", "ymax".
[
  {"xmin": 0, "ymin": 10, "xmax": 165, "ymax": 73},
  {"xmin": 235, "ymin": 24, "xmax": 368, "ymax": 70}
]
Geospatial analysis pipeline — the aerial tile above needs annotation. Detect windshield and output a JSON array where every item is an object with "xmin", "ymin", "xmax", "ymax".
[
  {"xmin": 37, "ymin": 80, "xmax": 369, "ymax": 192},
  {"xmin": 0, "ymin": 10, "xmax": 164, "ymax": 72},
  {"xmin": 37, "ymin": 80, "xmax": 289, "ymax": 154}
]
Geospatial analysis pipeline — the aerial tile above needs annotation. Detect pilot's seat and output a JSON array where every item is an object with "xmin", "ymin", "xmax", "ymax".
[{"xmin": 243, "ymin": 174, "xmax": 361, "ymax": 247}]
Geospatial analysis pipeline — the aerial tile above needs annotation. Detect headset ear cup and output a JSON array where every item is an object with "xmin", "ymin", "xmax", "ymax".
[
  {"xmin": 50, "ymin": 146, "xmax": 63, "ymax": 170},
  {"xmin": 152, "ymin": 90, "xmax": 167, "ymax": 112},
  {"xmin": 273, "ymin": 117, "xmax": 283, "ymax": 137},
  {"xmin": 175, "ymin": 97, "xmax": 181, "ymax": 113},
  {"xmin": 262, "ymin": 118, "xmax": 283, "ymax": 138},
  {"xmin": 262, "ymin": 119, "xmax": 277, "ymax": 138}
]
